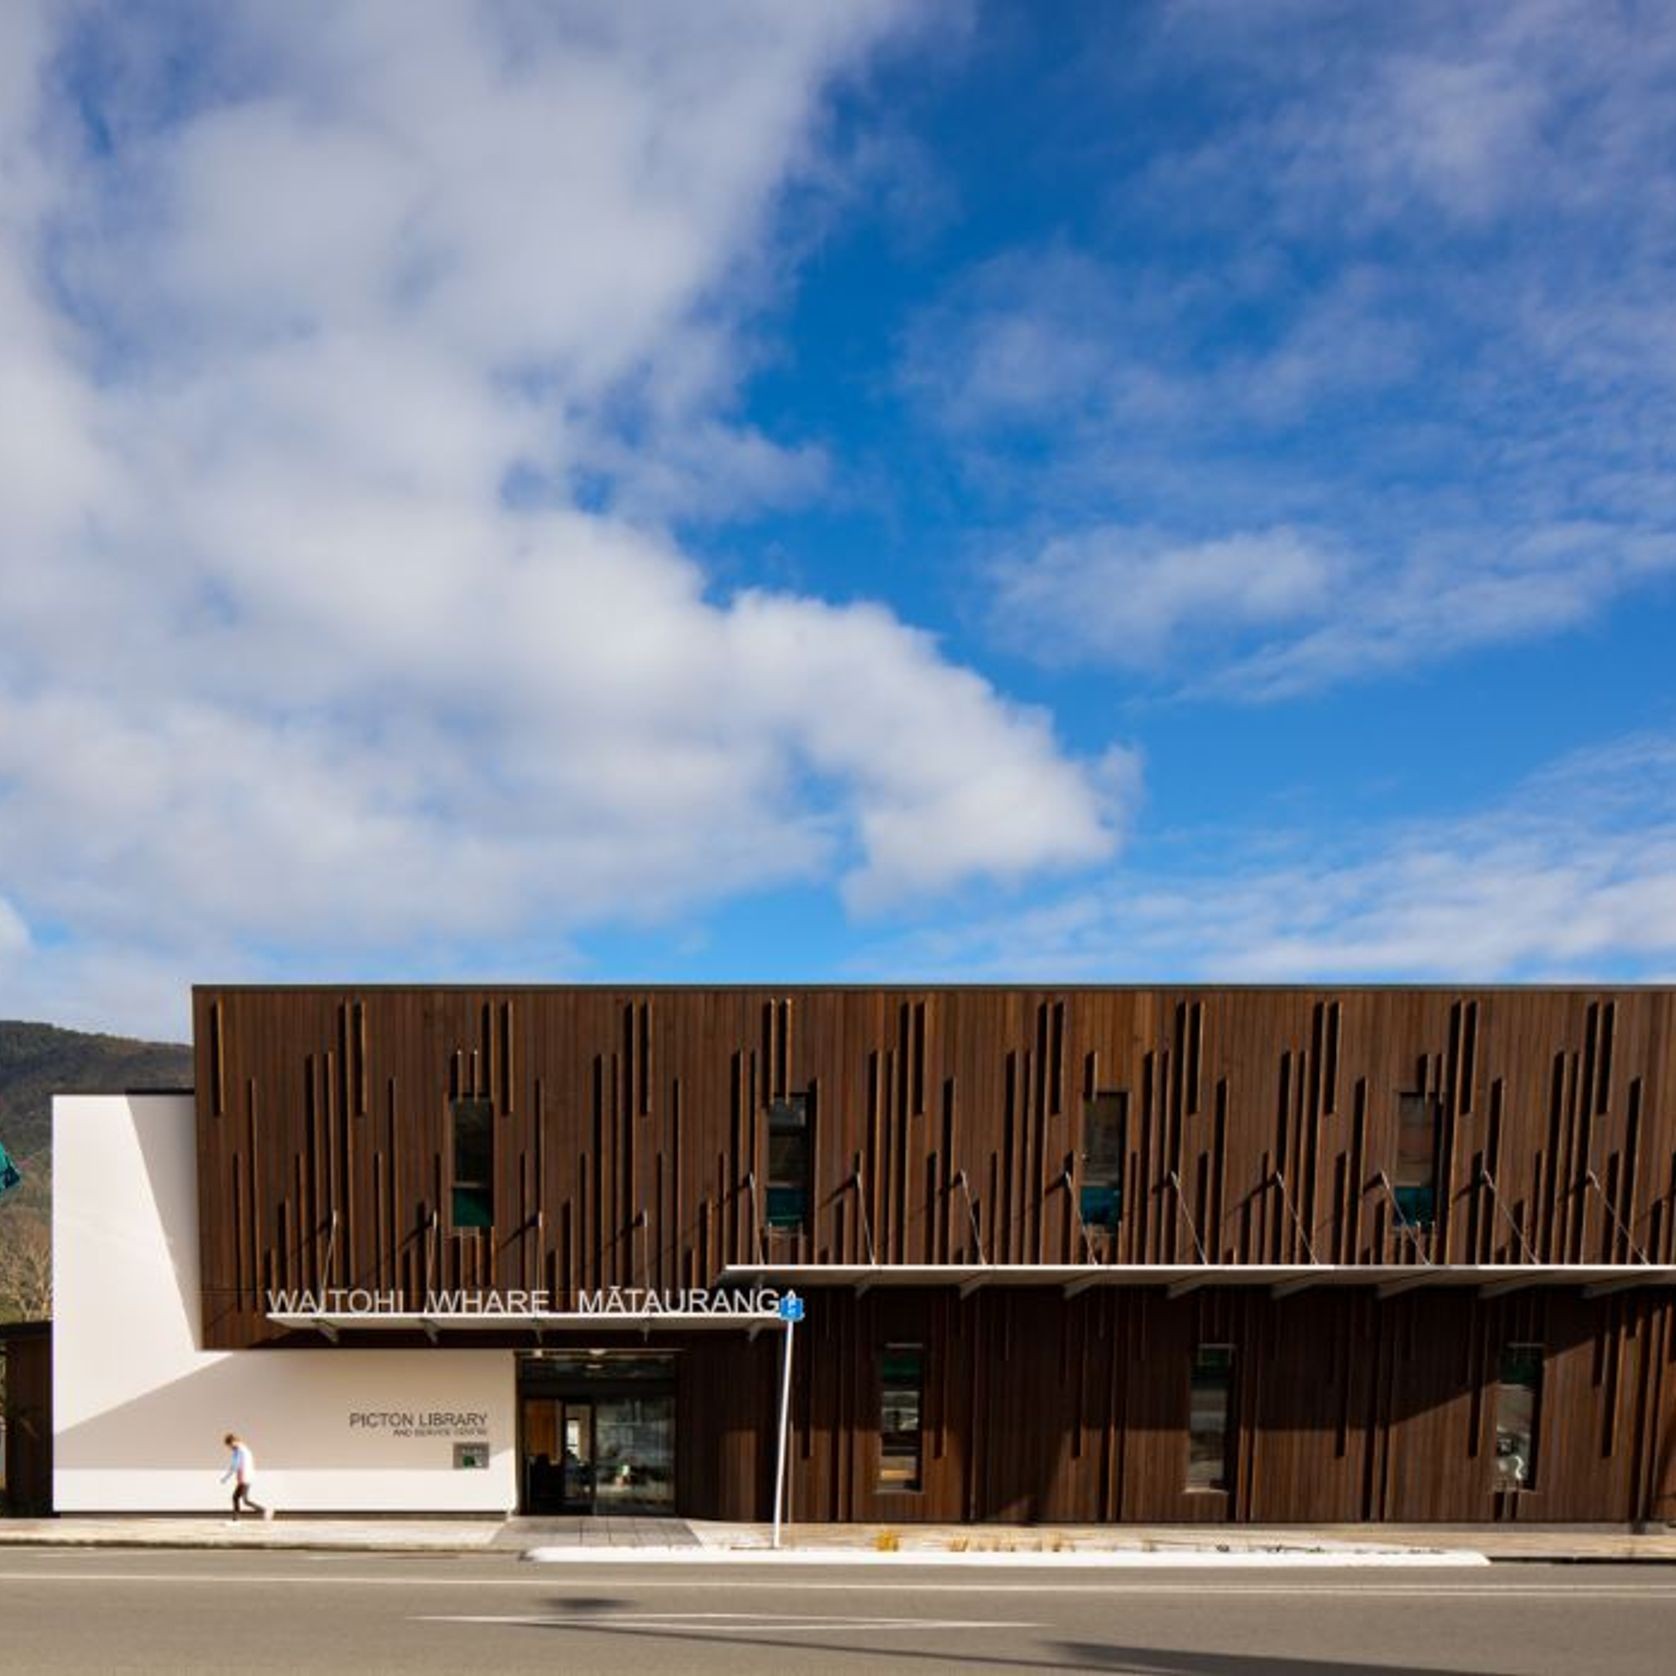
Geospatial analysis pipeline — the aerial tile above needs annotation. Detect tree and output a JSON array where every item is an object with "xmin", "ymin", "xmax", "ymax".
[{"xmin": 0, "ymin": 1215, "xmax": 51, "ymax": 1323}]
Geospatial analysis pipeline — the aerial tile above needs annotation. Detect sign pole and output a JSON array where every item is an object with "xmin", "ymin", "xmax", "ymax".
[{"xmin": 771, "ymin": 1290, "xmax": 802, "ymax": 1550}]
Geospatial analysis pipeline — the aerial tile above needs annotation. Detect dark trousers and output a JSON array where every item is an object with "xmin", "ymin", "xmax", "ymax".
[{"xmin": 232, "ymin": 1482, "xmax": 266, "ymax": 1516}]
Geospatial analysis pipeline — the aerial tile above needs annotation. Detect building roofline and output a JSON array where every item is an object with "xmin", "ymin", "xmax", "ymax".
[
  {"xmin": 51, "ymin": 1086, "xmax": 193, "ymax": 1097},
  {"xmin": 190, "ymin": 980, "xmax": 1676, "ymax": 996}
]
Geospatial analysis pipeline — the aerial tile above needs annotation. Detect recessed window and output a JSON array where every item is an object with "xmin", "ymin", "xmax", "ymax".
[
  {"xmin": 1393, "ymin": 1092, "xmax": 1439, "ymax": 1228},
  {"xmin": 1494, "ymin": 1345, "xmax": 1542, "ymax": 1491},
  {"xmin": 1080, "ymin": 1091, "xmax": 1127, "ymax": 1233},
  {"xmin": 878, "ymin": 1344, "xmax": 924, "ymax": 1492},
  {"xmin": 451, "ymin": 1097, "xmax": 494, "ymax": 1229},
  {"xmin": 1187, "ymin": 1345, "xmax": 1234, "ymax": 1491},
  {"xmin": 766, "ymin": 1093, "xmax": 811, "ymax": 1231}
]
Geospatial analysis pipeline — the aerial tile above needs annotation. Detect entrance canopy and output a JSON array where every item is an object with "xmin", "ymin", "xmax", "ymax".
[
  {"xmin": 716, "ymin": 1262, "xmax": 1676, "ymax": 1300},
  {"xmin": 266, "ymin": 1308, "xmax": 783, "ymax": 1343},
  {"xmin": 265, "ymin": 1263, "xmax": 1676, "ymax": 1339}
]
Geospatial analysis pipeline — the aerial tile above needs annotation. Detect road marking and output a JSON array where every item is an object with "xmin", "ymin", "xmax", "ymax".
[
  {"xmin": 415, "ymin": 1612, "xmax": 1039, "ymax": 1631},
  {"xmin": 3, "ymin": 1569, "xmax": 1676, "ymax": 1599}
]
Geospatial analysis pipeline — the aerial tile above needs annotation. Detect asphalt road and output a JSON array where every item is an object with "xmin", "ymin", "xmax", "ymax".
[{"xmin": 1, "ymin": 1551, "xmax": 1674, "ymax": 1675}]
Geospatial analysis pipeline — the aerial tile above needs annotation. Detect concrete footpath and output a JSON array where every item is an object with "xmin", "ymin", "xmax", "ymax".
[{"xmin": 2, "ymin": 1514, "xmax": 1676, "ymax": 1563}]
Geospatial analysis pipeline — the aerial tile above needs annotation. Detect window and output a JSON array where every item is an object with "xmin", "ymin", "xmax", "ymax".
[
  {"xmin": 1393, "ymin": 1091, "xmax": 1439, "ymax": 1228},
  {"xmin": 1187, "ymin": 1346, "xmax": 1234, "ymax": 1491},
  {"xmin": 878, "ymin": 1344, "xmax": 924, "ymax": 1491},
  {"xmin": 1080, "ymin": 1091, "xmax": 1127, "ymax": 1233},
  {"xmin": 1494, "ymin": 1345, "xmax": 1542, "ymax": 1491},
  {"xmin": 451, "ymin": 1097, "xmax": 493, "ymax": 1228},
  {"xmin": 766, "ymin": 1093, "xmax": 811, "ymax": 1232}
]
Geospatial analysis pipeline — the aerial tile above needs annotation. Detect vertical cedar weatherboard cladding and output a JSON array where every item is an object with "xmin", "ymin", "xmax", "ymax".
[
  {"xmin": 195, "ymin": 985, "xmax": 1676, "ymax": 1341},
  {"xmin": 190, "ymin": 985, "xmax": 1676, "ymax": 1523}
]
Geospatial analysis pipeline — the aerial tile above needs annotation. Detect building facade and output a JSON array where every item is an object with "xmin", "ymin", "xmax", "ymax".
[{"xmin": 46, "ymin": 985, "xmax": 1676, "ymax": 1521}]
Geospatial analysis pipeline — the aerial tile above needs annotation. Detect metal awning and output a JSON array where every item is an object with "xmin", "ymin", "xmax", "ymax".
[
  {"xmin": 265, "ymin": 1264, "xmax": 1676, "ymax": 1340},
  {"xmin": 267, "ymin": 1309, "xmax": 783, "ymax": 1343},
  {"xmin": 716, "ymin": 1263, "xmax": 1676, "ymax": 1300}
]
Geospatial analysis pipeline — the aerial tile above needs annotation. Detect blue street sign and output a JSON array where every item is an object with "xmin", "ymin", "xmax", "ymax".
[
  {"xmin": 0, "ymin": 1137, "xmax": 21, "ymax": 1202},
  {"xmin": 778, "ymin": 1290, "xmax": 805, "ymax": 1323}
]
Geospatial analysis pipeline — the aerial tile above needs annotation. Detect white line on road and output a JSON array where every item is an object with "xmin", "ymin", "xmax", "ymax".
[
  {"xmin": 415, "ymin": 1612, "xmax": 1040, "ymax": 1631},
  {"xmin": 3, "ymin": 1569, "xmax": 1676, "ymax": 1599}
]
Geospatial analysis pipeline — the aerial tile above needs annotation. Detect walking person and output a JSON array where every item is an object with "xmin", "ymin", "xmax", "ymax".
[{"xmin": 221, "ymin": 1431, "xmax": 274, "ymax": 1520}]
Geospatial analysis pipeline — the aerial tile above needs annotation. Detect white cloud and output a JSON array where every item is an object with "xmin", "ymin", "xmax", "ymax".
[
  {"xmin": 1213, "ymin": 522, "xmax": 1676, "ymax": 700},
  {"xmin": 992, "ymin": 526, "xmax": 1339, "ymax": 667},
  {"xmin": 0, "ymin": 1, "xmax": 1124, "ymax": 1032},
  {"xmin": 1154, "ymin": 0, "xmax": 1676, "ymax": 230},
  {"xmin": 907, "ymin": 3, "xmax": 1676, "ymax": 695},
  {"xmin": 900, "ymin": 246, "xmax": 1205, "ymax": 435},
  {"xmin": 853, "ymin": 735, "xmax": 1676, "ymax": 985}
]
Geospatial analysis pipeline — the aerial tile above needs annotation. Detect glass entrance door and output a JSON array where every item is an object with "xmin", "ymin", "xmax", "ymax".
[
  {"xmin": 559, "ymin": 1403, "xmax": 593, "ymax": 1513},
  {"xmin": 520, "ymin": 1399, "xmax": 599, "ymax": 1514},
  {"xmin": 592, "ymin": 1395, "xmax": 675, "ymax": 1511},
  {"xmin": 518, "ymin": 1353, "xmax": 677, "ymax": 1515}
]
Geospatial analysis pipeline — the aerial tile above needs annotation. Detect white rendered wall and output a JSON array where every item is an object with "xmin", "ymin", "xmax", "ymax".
[{"xmin": 52, "ymin": 1093, "xmax": 516, "ymax": 1513}]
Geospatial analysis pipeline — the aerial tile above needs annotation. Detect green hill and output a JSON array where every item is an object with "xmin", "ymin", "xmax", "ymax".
[{"xmin": 0, "ymin": 1020, "xmax": 192, "ymax": 1322}]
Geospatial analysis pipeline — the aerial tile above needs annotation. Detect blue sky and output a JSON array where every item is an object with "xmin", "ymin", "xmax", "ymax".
[{"xmin": 2, "ymin": 1, "xmax": 1675, "ymax": 1038}]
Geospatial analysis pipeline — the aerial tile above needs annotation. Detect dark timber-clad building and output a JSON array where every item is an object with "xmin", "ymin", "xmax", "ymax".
[{"xmin": 40, "ymin": 986, "xmax": 1676, "ymax": 1522}]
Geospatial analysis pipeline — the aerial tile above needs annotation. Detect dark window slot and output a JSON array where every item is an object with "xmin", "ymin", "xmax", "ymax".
[
  {"xmin": 1080, "ymin": 1091, "xmax": 1128, "ymax": 1232},
  {"xmin": 1187, "ymin": 1344, "xmax": 1234, "ymax": 1491},
  {"xmin": 879, "ymin": 1343, "xmax": 924, "ymax": 1492},
  {"xmin": 451, "ymin": 1096, "xmax": 494, "ymax": 1229},
  {"xmin": 1494, "ymin": 1344, "xmax": 1542, "ymax": 1490},
  {"xmin": 766, "ymin": 1092, "xmax": 811, "ymax": 1231},
  {"xmin": 1393, "ymin": 1091, "xmax": 1439, "ymax": 1228}
]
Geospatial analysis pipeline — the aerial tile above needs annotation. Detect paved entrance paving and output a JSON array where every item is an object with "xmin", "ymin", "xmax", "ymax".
[{"xmin": 489, "ymin": 1516, "xmax": 699, "ymax": 1550}]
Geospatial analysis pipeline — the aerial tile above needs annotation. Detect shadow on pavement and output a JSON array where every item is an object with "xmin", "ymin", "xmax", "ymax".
[
  {"xmin": 1053, "ymin": 1647, "xmax": 1515, "ymax": 1676},
  {"xmin": 489, "ymin": 1613, "xmax": 1520, "ymax": 1675}
]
